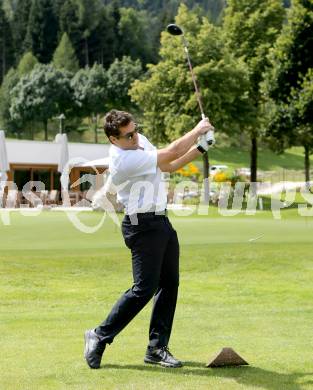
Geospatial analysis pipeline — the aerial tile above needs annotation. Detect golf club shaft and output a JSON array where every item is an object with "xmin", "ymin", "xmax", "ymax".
[{"xmin": 182, "ymin": 37, "xmax": 206, "ymax": 120}]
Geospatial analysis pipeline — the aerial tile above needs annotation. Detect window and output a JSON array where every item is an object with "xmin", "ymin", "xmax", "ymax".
[
  {"xmin": 13, "ymin": 170, "xmax": 31, "ymax": 190},
  {"xmin": 33, "ymin": 170, "xmax": 51, "ymax": 190}
]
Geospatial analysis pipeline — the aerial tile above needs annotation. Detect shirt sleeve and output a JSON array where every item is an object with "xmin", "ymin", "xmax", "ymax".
[
  {"xmin": 120, "ymin": 149, "xmax": 157, "ymax": 178},
  {"xmin": 139, "ymin": 133, "xmax": 155, "ymax": 151}
]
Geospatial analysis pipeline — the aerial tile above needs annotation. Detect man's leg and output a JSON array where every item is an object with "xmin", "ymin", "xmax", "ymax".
[
  {"xmin": 148, "ymin": 222, "xmax": 180, "ymax": 348},
  {"xmin": 144, "ymin": 219, "xmax": 182, "ymax": 367},
  {"xmin": 94, "ymin": 218, "xmax": 170, "ymax": 345}
]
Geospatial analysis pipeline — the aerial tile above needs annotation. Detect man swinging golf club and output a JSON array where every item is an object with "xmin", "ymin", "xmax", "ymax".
[{"xmin": 84, "ymin": 109, "xmax": 214, "ymax": 369}]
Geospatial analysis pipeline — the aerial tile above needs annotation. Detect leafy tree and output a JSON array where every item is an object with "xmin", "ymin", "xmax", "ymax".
[
  {"xmin": 15, "ymin": 52, "xmax": 41, "ymax": 140},
  {"xmin": 53, "ymin": 32, "xmax": 79, "ymax": 73},
  {"xmin": 24, "ymin": 0, "xmax": 58, "ymax": 63},
  {"xmin": 130, "ymin": 4, "xmax": 251, "ymax": 144},
  {"xmin": 10, "ymin": 64, "xmax": 74, "ymax": 140},
  {"xmin": 15, "ymin": 52, "xmax": 41, "ymax": 139},
  {"xmin": 0, "ymin": 3, "xmax": 14, "ymax": 82},
  {"xmin": 130, "ymin": 3, "xmax": 253, "ymax": 194},
  {"xmin": 17, "ymin": 51, "xmax": 39, "ymax": 76},
  {"xmin": 71, "ymin": 63, "xmax": 107, "ymax": 142},
  {"xmin": 291, "ymin": 70, "xmax": 313, "ymax": 183},
  {"xmin": 0, "ymin": 67, "xmax": 22, "ymax": 136},
  {"xmin": 263, "ymin": 0, "xmax": 313, "ymax": 183},
  {"xmin": 223, "ymin": 0, "xmax": 285, "ymax": 182},
  {"xmin": 107, "ymin": 56, "xmax": 142, "ymax": 109}
]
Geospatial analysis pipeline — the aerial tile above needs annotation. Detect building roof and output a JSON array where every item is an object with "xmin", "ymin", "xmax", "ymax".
[{"xmin": 6, "ymin": 139, "xmax": 110, "ymax": 166}]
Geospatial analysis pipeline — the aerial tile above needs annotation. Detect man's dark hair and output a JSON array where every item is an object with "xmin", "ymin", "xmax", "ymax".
[{"xmin": 104, "ymin": 110, "xmax": 133, "ymax": 139}]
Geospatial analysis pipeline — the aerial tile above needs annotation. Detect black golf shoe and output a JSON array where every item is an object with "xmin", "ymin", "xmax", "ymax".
[
  {"xmin": 144, "ymin": 346, "xmax": 183, "ymax": 368},
  {"xmin": 84, "ymin": 329, "xmax": 106, "ymax": 369}
]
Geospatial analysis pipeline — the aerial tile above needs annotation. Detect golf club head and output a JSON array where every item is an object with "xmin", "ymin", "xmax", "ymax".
[{"xmin": 167, "ymin": 24, "xmax": 183, "ymax": 36}]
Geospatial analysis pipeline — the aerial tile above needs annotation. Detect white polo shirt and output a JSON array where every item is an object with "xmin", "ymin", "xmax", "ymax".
[{"xmin": 109, "ymin": 133, "xmax": 167, "ymax": 215}]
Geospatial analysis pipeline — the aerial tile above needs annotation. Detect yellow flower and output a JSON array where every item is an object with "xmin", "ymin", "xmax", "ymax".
[
  {"xmin": 188, "ymin": 163, "xmax": 199, "ymax": 174},
  {"xmin": 176, "ymin": 163, "xmax": 199, "ymax": 177},
  {"xmin": 214, "ymin": 172, "xmax": 227, "ymax": 182}
]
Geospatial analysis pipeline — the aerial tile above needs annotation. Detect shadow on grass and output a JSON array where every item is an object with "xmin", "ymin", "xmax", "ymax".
[{"xmin": 102, "ymin": 361, "xmax": 312, "ymax": 390}]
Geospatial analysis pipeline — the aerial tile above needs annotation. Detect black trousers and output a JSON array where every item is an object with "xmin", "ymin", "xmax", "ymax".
[{"xmin": 95, "ymin": 213, "xmax": 180, "ymax": 348}]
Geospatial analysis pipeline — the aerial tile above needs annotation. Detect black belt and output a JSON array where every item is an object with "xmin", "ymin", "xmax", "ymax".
[{"xmin": 125, "ymin": 210, "xmax": 167, "ymax": 222}]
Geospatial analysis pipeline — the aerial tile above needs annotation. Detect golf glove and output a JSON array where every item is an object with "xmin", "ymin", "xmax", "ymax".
[{"xmin": 196, "ymin": 129, "xmax": 215, "ymax": 153}]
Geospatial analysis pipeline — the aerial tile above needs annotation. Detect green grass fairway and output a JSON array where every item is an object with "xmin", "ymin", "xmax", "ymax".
[
  {"xmin": 208, "ymin": 145, "xmax": 313, "ymax": 171},
  {"xmin": 1, "ymin": 210, "xmax": 313, "ymax": 390}
]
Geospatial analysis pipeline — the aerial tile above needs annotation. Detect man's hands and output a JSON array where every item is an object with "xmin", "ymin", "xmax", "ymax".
[
  {"xmin": 157, "ymin": 116, "xmax": 215, "ymax": 171},
  {"xmin": 195, "ymin": 117, "xmax": 215, "ymax": 153},
  {"xmin": 194, "ymin": 117, "xmax": 214, "ymax": 135}
]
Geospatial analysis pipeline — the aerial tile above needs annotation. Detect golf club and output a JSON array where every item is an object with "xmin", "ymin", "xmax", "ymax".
[
  {"xmin": 167, "ymin": 23, "xmax": 206, "ymax": 121},
  {"xmin": 167, "ymin": 23, "xmax": 215, "ymax": 204}
]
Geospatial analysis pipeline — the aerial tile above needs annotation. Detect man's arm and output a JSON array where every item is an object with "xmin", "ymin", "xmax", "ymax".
[
  {"xmin": 159, "ymin": 146, "xmax": 201, "ymax": 173},
  {"xmin": 157, "ymin": 118, "xmax": 212, "ymax": 171}
]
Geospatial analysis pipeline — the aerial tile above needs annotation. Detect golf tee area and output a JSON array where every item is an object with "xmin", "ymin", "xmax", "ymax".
[{"xmin": 0, "ymin": 209, "xmax": 312, "ymax": 390}]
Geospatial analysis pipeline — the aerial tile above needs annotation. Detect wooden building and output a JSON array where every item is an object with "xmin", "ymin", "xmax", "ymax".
[{"xmin": 5, "ymin": 139, "xmax": 110, "ymax": 196}]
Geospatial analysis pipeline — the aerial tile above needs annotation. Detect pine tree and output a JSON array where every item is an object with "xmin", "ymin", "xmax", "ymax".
[
  {"xmin": 53, "ymin": 33, "xmax": 79, "ymax": 73},
  {"xmin": 74, "ymin": 0, "xmax": 103, "ymax": 66},
  {"xmin": 118, "ymin": 8, "xmax": 156, "ymax": 65},
  {"xmin": 24, "ymin": 0, "xmax": 58, "ymax": 63},
  {"xmin": 59, "ymin": 0, "xmax": 84, "ymax": 66},
  {"xmin": 109, "ymin": 0, "xmax": 122, "ymax": 59},
  {"xmin": 12, "ymin": 0, "xmax": 32, "ymax": 60},
  {"xmin": 0, "ymin": 3, "xmax": 15, "ymax": 83},
  {"xmin": 17, "ymin": 51, "xmax": 39, "ymax": 76},
  {"xmin": 88, "ymin": 6, "xmax": 116, "ymax": 67}
]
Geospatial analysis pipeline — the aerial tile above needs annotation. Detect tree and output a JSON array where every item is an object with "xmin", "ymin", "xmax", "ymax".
[
  {"xmin": 88, "ymin": 5, "xmax": 118, "ymax": 67},
  {"xmin": 17, "ymin": 52, "xmax": 39, "ymax": 76},
  {"xmin": 53, "ymin": 33, "xmax": 79, "ymax": 73},
  {"xmin": 0, "ymin": 67, "xmax": 22, "ymax": 137},
  {"xmin": 130, "ymin": 3, "xmax": 252, "ymax": 201},
  {"xmin": 130, "ymin": 4, "xmax": 251, "ymax": 144},
  {"xmin": 114, "ymin": 0, "xmax": 226, "ymax": 24},
  {"xmin": 24, "ymin": 0, "xmax": 58, "ymax": 63},
  {"xmin": 15, "ymin": 52, "xmax": 40, "ymax": 139},
  {"xmin": 107, "ymin": 56, "xmax": 142, "ymax": 109},
  {"xmin": 223, "ymin": 0, "xmax": 285, "ymax": 182},
  {"xmin": 118, "ymin": 7, "xmax": 158, "ymax": 65},
  {"xmin": 73, "ymin": 0, "xmax": 103, "ymax": 66},
  {"xmin": 71, "ymin": 63, "xmax": 107, "ymax": 143},
  {"xmin": 0, "ymin": 3, "xmax": 14, "ymax": 82},
  {"xmin": 59, "ymin": 0, "xmax": 84, "ymax": 65},
  {"xmin": 108, "ymin": 0, "xmax": 123, "ymax": 60},
  {"xmin": 264, "ymin": 0, "xmax": 313, "ymax": 183},
  {"xmin": 12, "ymin": 0, "xmax": 32, "ymax": 60},
  {"xmin": 10, "ymin": 64, "xmax": 74, "ymax": 140},
  {"xmin": 291, "ymin": 70, "xmax": 313, "ymax": 184}
]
